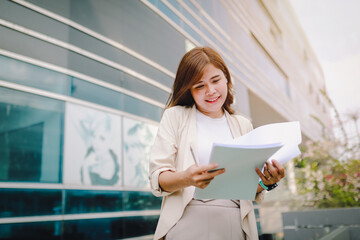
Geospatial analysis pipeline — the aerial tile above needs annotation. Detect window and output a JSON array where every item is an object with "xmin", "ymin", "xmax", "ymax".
[
  {"xmin": 123, "ymin": 117, "xmax": 158, "ymax": 188},
  {"xmin": 250, "ymin": 33, "xmax": 290, "ymax": 98},
  {"xmin": 70, "ymin": 78, "xmax": 163, "ymax": 122},
  {"xmin": 0, "ymin": 88, "xmax": 64, "ymax": 183},
  {"xmin": 0, "ymin": 55, "xmax": 68, "ymax": 95},
  {"xmin": 0, "ymin": 189, "xmax": 62, "ymax": 217},
  {"xmin": 63, "ymin": 216, "xmax": 159, "ymax": 239},
  {"xmin": 0, "ymin": 221, "xmax": 62, "ymax": 240}
]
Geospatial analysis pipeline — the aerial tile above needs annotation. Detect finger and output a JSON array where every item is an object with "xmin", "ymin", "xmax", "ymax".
[
  {"xmin": 266, "ymin": 162, "xmax": 281, "ymax": 184},
  {"xmin": 266, "ymin": 161, "xmax": 277, "ymax": 175},
  {"xmin": 255, "ymin": 168, "xmax": 267, "ymax": 182},
  {"xmin": 209, "ymin": 168, "xmax": 225, "ymax": 177},
  {"xmin": 261, "ymin": 165, "xmax": 274, "ymax": 184},
  {"xmin": 197, "ymin": 163, "xmax": 219, "ymax": 173},
  {"xmin": 271, "ymin": 160, "xmax": 285, "ymax": 178},
  {"xmin": 263, "ymin": 165, "xmax": 272, "ymax": 179},
  {"xmin": 196, "ymin": 177, "xmax": 213, "ymax": 188},
  {"xmin": 199, "ymin": 181, "xmax": 211, "ymax": 189},
  {"xmin": 266, "ymin": 162, "xmax": 280, "ymax": 182},
  {"xmin": 201, "ymin": 169, "xmax": 225, "ymax": 181}
]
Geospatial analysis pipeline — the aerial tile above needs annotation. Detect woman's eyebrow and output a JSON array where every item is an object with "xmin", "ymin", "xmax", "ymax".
[
  {"xmin": 210, "ymin": 74, "xmax": 221, "ymax": 79},
  {"xmin": 194, "ymin": 74, "xmax": 221, "ymax": 85}
]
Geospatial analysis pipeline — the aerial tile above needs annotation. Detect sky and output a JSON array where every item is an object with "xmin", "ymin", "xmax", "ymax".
[{"xmin": 289, "ymin": 0, "xmax": 360, "ymax": 121}]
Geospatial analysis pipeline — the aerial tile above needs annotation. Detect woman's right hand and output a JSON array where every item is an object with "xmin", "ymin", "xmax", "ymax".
[
  {"xmin": 158, "ymin": 163, "xmax": 225, "ymax": 192},
  {"xmin": 184, "ymin": 163, "xmax": 225, "ymax": 189}
]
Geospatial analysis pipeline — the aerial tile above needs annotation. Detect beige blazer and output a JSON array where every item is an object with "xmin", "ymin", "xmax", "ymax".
[{"xmin": 149, "ymin": 105, "xmax": 264, "ymax": 240}]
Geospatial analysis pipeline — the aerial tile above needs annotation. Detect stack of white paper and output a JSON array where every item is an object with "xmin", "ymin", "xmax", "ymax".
[
  {"xmin": 195, "ymin": 121, "xmax": 302, "ymax": 200},
  {"xmin": 234, "ymin": 121, "xmax": 302, "ymax": 164}
]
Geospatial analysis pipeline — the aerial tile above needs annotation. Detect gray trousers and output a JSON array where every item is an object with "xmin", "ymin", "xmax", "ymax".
[{"xmin": 165, "ymin": 199, "xmax": 246, "ymax": 240}]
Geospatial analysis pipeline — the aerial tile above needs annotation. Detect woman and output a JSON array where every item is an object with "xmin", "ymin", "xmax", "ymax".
[{"xmin": 149, "ymin": 47, "xmax": 285, "ymax": 240}]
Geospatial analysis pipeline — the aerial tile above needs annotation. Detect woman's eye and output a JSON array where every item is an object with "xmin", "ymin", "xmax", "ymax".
[
  {"xmin": 194, "ymin": 85, "xmax": 204, "ymax": 89},
  {"xmin": 212, "ymin": 79, "xmax": 220, "ymax": 83}
]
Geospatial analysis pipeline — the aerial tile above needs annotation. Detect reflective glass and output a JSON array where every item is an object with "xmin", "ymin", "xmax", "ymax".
[
  {"xmin": 123, "ymin": 117, "xmax": 158, "ymax": 188},
  {"xmin": 182, "ymin": 25, "xmax": 201, "ymax": 45},
  {"xmin": 71, "ymin": 77, "xmax": 163, "ymax": 122},
  {"xmin": 148, "ymin": 0, "xmax": 157, "ymax": 5},
  {"xmin": 168, "ymin": 0, "xmax": 180, "ymax": 10},
  {"xmin": 198, "ymin": 0, "xmax": 230, "ymax": 33},
  {"xmin": 67, "ymin": 27, "xmax": 174, "ymax": 89},
  {"xmin": 183, "ymin": 0, "xmax": 198, "ymax": 13},
  {"xmin": 65, "ymin": 190, "xmax": 124, "ymax": 214},
  {"xmin": 65, "ymin": 50, "xmax": 169, "ymax": 105},
  {"xmin": 248, "ymin": 37, "xmax": 289, "ymax": 96},
  {"xmin": 123, "ymin": 94, "xmax": 163, "ymax": 122},
  {"xmin": 178, "ymin": 3, "xmax": 196, "ymax": 24},
  {"xmin": 0, "ymin": 189, "xmax": 62, "ymax": 218},
  {"xmin": 65, "ymin": 190, "xmax": 161, "ymax": 214},
  {"xmin": 0, "ymin": 55, "xmax": 68, "ymax": 94},
  {"xmin": 157, "ymin": 0, "xmax": 182, "ymax": 25},
  {"xmin": 63, "ymin": 103, "xmax": 122, "ymax": 187},
  {"xmin": 0, "ymin": 221, "xmax": 62, "ymax": 240},
  {"xmin": 63, "ymin": 216, "xmax": 159, "ymax": 240},
  {"xmin": 123, "ymin": 191, "xmax": 162, "ymax": 211},
  {"xmin": 0, "ymin": 88, "xmax": 63, "ymax": 183}
]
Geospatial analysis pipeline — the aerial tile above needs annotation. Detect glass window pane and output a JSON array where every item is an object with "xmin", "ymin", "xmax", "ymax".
[
  {"xmin": 63, "ymin": 216, "xmax": 159, "ymax": 240},
  {"xmin": 0, "ymin": 88, "xmax": 63, "ymax": 183},
  {"xmin": 123, "ymin": 191, "xmax": 162, "ymax": 211},
  {"xmin": 0, "ymin": 189, "xmax": 62, "ymax": 218},
  {"xmin": 157, "ymin": 0, "xmax": 182, "ymax": 26},
  {"xmin": 65, "ymin": 190, "xmax": 161, "ymax": 214},
  {"xmin": 65, "ymin": 51, "xmax": 170, "ymax": 105},
  {"xmin": 123, "ymin": 117, "xmax": 158, "ymax": 188},
  {"xmin": 70, "ymin": 78, "xmax": 163, "ymax": 122},
  {"xmin": 0, "ymin": 221, "xmax": 62, "ymax": 240},
  {"xmin": 65, "ymin": 190, "xmax": 123, "ymax": 214},
  {"xmin": 63, "ymin": 103, "xmax": 122, "ymax": 187},
  {"xmin": 122, "ymin": 94, "xmax": 163, "ymax": 122},
  {"xmin": 0, "ymin": 55, "xmax": 68, "ymax": 95}
]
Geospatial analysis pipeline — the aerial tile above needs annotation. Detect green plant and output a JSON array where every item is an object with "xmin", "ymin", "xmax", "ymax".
[
  {"xmin": 293, "ymin": 90, "xmax": 360, "ymax": 208},
  {"xmin": 295, "ymin": 143, "xmax": 360, "ymax": 208}
]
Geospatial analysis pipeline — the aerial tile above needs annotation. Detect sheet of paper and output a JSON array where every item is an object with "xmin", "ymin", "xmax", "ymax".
[
  {"xmin": 234, "ymin": 121, "xmax": 302, "ymax": 164},
  {"xmin": 195, "ymin": 143, "xmax": 283, "ymax": 200},
  {"xmin": 194, "ymin": 121, "xmax": 302, "ymax": 200}
]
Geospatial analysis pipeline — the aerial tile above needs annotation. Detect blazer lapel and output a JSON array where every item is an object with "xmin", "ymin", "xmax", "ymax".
[
  {"xmin": 188, "ymin": 105, "xmax": 198, "ymax": 165},
  {"xmin": 183, "ymin": 105, "xmax": 198, "ymax": 202},
  {"xmin": 225, "ymin": 110, "xmax": 242, "ymax": 138}
]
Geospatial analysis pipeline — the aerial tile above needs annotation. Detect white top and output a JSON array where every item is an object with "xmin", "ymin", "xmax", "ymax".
[{"xmin": 196, "ymin": 110, "xmax": 233, "ymax": 165}]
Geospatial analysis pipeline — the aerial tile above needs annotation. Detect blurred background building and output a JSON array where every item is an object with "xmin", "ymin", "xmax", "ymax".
[{"xmin": 0, "ymin": 0, "xmax": 331, "ymax": 239}]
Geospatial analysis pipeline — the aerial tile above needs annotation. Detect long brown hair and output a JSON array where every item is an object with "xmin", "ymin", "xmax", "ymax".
[{"xmin": 167, "ymin": 46, "xmax": 235, "ymax": 114}]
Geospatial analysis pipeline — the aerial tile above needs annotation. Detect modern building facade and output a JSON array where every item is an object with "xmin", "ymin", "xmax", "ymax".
[{"xmin": 0, "ymin": 0, "xmax": 330, "ymax": 239}]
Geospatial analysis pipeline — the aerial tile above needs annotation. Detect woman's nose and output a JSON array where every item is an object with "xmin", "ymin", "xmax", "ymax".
[{"xmin": 206, "ymin": 85, "xmax": 216, "ymax": 96}]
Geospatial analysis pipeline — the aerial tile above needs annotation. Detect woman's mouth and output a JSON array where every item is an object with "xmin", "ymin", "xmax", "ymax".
[{"xmin": 205, "ymin": 96, "xmax": 220, "ymax": 103}]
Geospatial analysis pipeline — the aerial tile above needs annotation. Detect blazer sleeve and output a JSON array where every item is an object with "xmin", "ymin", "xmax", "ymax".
[{"xmin": 149, "ymin": 108, "xmax": 178, "ymax": 197}]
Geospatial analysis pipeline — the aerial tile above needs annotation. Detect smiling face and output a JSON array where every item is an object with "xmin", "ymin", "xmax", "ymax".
[{"xmin": 190, "ymin": 64, "xmax": 228, "ymax": 118}]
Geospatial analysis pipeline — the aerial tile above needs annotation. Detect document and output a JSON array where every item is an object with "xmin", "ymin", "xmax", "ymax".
[
  {"xmin": 195, "ymin": 121, "xmax": 302, "ymax": 200},
  {"xmin": 195, "ymin": 143, "xmax": 283, "ymax": 200},
  {"xmin": 233, "ymin": 121, "xmax": 302, "ymax": 165}
]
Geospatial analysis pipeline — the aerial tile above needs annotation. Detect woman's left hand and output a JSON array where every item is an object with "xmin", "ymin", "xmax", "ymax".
[{"xmin": 255, "ymin": 160, "xmax": 285, "ymax": 192}]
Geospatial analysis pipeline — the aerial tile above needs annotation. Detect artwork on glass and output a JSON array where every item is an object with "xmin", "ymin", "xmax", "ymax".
[
  {"xmin": 123, "ymin": 117, "xmax": 157, "ymax": 188},
  {"xmin": 63, "ymin": 103, "xmax": 121, "ymax": 186}
]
